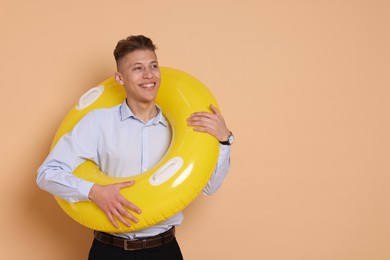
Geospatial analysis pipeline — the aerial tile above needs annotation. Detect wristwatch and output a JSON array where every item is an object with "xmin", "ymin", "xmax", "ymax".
[{"xmin": 219, "ymin": 131, "xmax": 234, "ymax": 145}]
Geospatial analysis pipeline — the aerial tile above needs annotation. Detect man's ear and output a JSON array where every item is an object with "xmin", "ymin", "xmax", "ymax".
[{"xmin": 115, "ymin": 72, "xmax": 124, "ymax": 85}]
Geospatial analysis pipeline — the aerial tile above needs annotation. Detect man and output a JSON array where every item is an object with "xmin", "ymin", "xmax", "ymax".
[{"xmin": 37, "ymin": 35, "xmax": 234, "ymax": 260}]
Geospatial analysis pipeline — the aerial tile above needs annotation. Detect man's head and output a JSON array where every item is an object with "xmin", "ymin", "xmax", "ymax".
[
  {"xmin": 114, "ymin": 35, "xmax": 156, "ymax": 70},
  {"xmin": 113, "ymin": 35, "xmax": 160, "ymax": 108}
]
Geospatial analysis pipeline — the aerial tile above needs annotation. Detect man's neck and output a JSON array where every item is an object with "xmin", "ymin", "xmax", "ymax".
[{"xmin": 126, "ymin": 100, "xmax": 158, "ymax": 122}]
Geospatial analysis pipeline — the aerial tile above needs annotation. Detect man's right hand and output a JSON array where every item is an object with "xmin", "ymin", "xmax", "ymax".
[{"xmin": 88, "ymin": 181, "xmax": 142, "ymax": 229}]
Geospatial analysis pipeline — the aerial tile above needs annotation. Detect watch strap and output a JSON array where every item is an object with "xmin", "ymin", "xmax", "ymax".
[{"xmin": 219, "ymin": 131, "xmax": 233, "ymax": 145}]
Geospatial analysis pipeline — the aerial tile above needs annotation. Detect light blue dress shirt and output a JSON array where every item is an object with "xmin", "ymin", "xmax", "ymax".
[{"xmin": 37, "ymin": 100, "xmax": 231, "ymax": 239}]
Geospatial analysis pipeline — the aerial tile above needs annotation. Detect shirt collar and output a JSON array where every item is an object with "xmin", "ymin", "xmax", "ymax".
[{"xmin": 120, "ymin": 100, "xmax": 168, "ymax": 126}]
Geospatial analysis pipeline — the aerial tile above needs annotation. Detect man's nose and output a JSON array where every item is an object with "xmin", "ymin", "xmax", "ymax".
[{"xmin": 143, "ymin": 68, "xmax": 153, "ymax": 78}]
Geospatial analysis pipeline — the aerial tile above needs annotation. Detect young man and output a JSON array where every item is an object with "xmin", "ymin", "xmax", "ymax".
[{"xmin": 37, "ymin": 35, "xmax": 234, "ymax": 260}]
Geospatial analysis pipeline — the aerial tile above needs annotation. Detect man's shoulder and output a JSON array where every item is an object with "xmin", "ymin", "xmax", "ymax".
[
  {"xmin": 78, "ymin": 103, "xmax": 122, "ymax": 125},
  {"xmin": 89, "ymin": 103, "xmax": 122, "ymax": 116}
]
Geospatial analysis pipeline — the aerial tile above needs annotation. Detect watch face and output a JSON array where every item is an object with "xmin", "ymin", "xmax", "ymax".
[{"xmin": 228, "ymin": 134, "xmax": 234, "ymax": 144}]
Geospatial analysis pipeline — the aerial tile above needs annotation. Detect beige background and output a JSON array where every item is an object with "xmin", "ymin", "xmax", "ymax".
[{"xmin": 1, "ymin": 0, "xmax": 389, "ymax": 259}]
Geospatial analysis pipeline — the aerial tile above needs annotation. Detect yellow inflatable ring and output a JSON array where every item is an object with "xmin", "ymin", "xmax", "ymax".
[{"xmin": 51, "ymin": 67, "xmax": 220, "ymax": 232}]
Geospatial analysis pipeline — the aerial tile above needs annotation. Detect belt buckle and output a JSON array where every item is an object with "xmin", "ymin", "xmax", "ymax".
[
  {"xmin": 123, "ymin": 239, "xmax": 147, "ymax": 251},
  {"xmin": 123, "ymin": 240, "xmax": 131, "ymax": 251}
]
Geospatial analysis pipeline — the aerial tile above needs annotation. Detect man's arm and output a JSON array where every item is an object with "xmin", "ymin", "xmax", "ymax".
[
  {"xmin": 187, "ymin": 104, "xmax": 232, "ymax": 195},
  {"xmin": 36, "ymin": 111, "xmax": 141, "ymax": 229}
]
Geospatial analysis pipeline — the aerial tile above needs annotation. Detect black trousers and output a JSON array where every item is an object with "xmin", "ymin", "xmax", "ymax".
[{"xmin": 88, "ymin": 237, "xmax": 184, "ymax": 260}]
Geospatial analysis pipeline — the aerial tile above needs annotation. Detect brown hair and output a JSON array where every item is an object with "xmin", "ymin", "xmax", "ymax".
[{"xmin": 113, "ymin": 35, "xmax": 156, "ymax": 65}]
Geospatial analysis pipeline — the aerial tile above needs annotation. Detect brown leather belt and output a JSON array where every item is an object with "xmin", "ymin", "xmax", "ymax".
[{"xmin": 94, "ymin": 227, "xmax": 175, "ymax": 251}]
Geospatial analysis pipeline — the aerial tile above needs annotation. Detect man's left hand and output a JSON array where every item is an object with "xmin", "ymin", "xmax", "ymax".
[{"xmin": 187, "ymin": 104, "xmax": 231, "ymax": 142}]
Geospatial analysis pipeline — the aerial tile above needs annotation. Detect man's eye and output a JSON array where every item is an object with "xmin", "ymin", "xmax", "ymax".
[{"xmin": 134, "ymin": 67, "xmax": 143, "ymax": 71}]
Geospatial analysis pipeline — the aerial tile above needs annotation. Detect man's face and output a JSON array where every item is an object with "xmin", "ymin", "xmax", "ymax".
[{"xmin": 115, "ymin": 49, "xmax": 160, "ymax": 105}]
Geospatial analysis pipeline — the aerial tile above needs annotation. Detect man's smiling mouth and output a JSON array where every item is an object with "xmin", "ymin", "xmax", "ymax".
[{"xmin": 140, "ymin": 83, "xmax": 155, "ymax": 88}]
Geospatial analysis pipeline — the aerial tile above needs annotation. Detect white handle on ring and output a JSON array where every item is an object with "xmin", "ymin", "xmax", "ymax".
[
  {"xmin": 76, "ymin": 85, "xmax": 104, "ymax": 110},
  {"xmin": 149, "ymin": 156, "xmax": 184, "ymax": 186}
]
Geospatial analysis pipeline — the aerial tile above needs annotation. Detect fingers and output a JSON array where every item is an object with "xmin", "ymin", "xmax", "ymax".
[
  {"xmin": 187, "ymin": 118, "xmax": 217, "ymax": 135},
  {"xmin": 106, "ymin": 197, "xmax": 142, "ymax": 229},
  {"xmin": 106, "ymin": 209, "xmax": 122, "ymax": 229},
  {"xmin": 190, "ymin": 105, "xmax": 218, "ymax": 118},
  {"xmin": 187, "ymin": 104, "xmax": 230, "ymax": 141},
  {"xmin": 188, "ymin": 105, "xmax": 219, "ymax": 126},
  {"xmin": 117, "ymin": 180, "xmax": 136, "ymax": 189},
  {"xmin": 110, "ymin": 205, "xmax": 135, "ymax": 229},
  {"xmin": 121, "ymin": 198, "xmax": 142, "ymax": 215},
  {"xmin": 89, "ymin": 181, "xmax": 142, "ymax": 229},
  {"xmin": 188, "ymin": 115, "xmax": 216, "ymax": 127},
  {"xmin": 187, "ymin": 105, "xmax": 221, "ymax": 129},
  {"xmin": 210, "ymin": 104, "xmax": 221, "ymax": 115}
]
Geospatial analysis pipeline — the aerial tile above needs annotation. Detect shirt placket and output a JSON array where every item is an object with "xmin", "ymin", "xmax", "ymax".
[{"xmin": 141, "ymin": 125, "xmax": 149, "ymax": 173}]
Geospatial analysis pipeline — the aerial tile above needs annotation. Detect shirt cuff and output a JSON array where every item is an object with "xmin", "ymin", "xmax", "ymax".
[
  {"xmin": 78, "ymin": 180, "xmax": 95, "ymax": 201},
  {"xmin": 219, "ymin": 143, "xmax": 231, "ymax": 156}
]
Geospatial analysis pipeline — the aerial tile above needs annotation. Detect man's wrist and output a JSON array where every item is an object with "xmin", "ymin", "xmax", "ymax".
[{"xmin": 219, "ymin": 131, "xmax": 234, "ymax": 145}]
